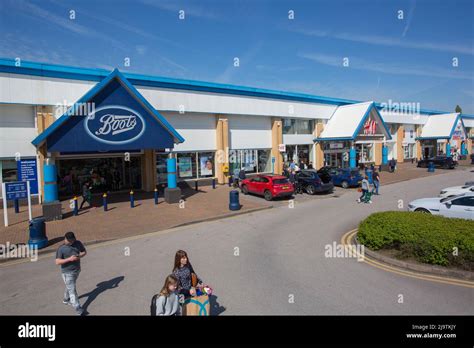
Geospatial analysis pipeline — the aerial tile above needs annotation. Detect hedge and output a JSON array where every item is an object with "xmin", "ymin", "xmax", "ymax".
[{"xmin": 358, "ymin": 211, "xmax": 474, "ymax": 270}]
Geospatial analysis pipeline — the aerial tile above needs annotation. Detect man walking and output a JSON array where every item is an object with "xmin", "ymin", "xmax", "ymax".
[
  {"xmin": 55, "ymin": 232, "xmax": 87, "ymax": 315},
  {"xmin": 79, "ymin": 181, "xmax": 92, "ymax": 209},
  {"xmin": 372, "ymin": 169, "xmax": 380, "ymax": 195}
]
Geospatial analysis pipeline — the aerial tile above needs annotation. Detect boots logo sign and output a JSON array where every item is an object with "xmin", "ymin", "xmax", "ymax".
[{"xmin": 84, "ymin": 105, "xmax": 146, "ymax": 145}]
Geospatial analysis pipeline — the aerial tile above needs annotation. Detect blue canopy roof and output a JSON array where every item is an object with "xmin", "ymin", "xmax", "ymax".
[{"xmin": 32, "ymin": 69, "xmax": 184, "ymax": 153}]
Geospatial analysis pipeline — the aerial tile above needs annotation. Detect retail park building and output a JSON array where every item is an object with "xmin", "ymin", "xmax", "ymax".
[{"xmin": 0, "ymin": 59, "xmax": 473, "ymax": 200}]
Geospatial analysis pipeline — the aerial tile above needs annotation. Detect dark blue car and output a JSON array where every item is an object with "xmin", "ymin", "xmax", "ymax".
[
  {"xmin": 295, "ymin": 170, "xmax": 334, "ymax": 195},
  {"xmin": 317, "ymin": 167, "xmax": 363, "ymax": 189}
]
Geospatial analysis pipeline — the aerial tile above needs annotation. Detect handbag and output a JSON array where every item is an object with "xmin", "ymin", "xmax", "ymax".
[{"xmin": 191, "ymin": 273, "xmax": 198, "ymax": 287}]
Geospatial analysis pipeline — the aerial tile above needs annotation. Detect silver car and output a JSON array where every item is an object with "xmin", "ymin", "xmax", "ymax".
[{"xmin": 408, "ymin": 192, "xmax": 474, "ymax": 220}]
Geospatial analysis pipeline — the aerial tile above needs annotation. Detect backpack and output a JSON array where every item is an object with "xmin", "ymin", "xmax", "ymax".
[{"xmin": 150, "ymin": 294, "xmax": 167, "ymax": 316}]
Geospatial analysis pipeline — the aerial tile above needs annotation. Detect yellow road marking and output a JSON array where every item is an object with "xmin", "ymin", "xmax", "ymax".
[{"xmin": 341, "ymin": 229, "xmax": 474, "ymax": 289}]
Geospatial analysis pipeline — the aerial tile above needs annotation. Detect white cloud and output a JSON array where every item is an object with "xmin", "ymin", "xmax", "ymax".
[
  {"xmin": 299, "ymin": 52, "xmax": 473, "ymax": 80},
  {"xmin": 12, "ymin": 0, "xmax": 127, "ymax": 51},
  {"xmin": 291, "ymin": 27, "xmax": 474, "ymax": 56},
  {"xmin": 139, "ymin": 0, "xmax": 221, "ymax": 20}
]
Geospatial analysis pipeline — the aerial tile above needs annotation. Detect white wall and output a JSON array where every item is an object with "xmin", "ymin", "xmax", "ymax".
[
  {"xmin": 0, "ymin": 73, "xmax": 337, "ymax": 119},
  {"xmin": 0, "ymin": 104, "xmax": 37, "ymax": 158},
  {"xmin": 228, "ymin": 115, "xmax": 271, "ymax": 149},
  {"xmin": 161, "ymin": 112, "xmax": 216, "ymax": 152},
  {"xmin": 282, "ymin": 134, "xmax": 314, "ymax": 145}
]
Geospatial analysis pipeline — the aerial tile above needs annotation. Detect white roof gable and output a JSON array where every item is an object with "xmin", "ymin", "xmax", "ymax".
[
  {"xmin": 319, "ymin": 101, "xmax": 373, "ymax": 139},
  {"xmin": 419, "ymin": 113, "xmax": 460, "ymax": 139}
]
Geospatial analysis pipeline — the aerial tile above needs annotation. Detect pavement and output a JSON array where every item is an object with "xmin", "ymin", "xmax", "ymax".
[
  {"xmin": 0, "ymin": 162, "xmax": 450, "ymax": 252},
  {"xmin": 0, "ymin": 185, "xmax": 271, "ymax": 252},
  {"xmin": 1, "ymin": 165, "xmax": 473, "ymax": 315}
]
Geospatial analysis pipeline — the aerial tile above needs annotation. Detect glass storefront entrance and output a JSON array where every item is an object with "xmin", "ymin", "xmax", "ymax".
[
  {"xmin": 284, "ymin": 144, "xmax": 311, "ymax": 168},
  {"xmin": 355, "ymin": 143, "xmax": 373, "ymax": 165},
  {"xmin": 57, "ymin": 156, "xmax": 142, "ymax": 197},
  {"xmin": 322, "ymin": 141, "xmax": 350, "ymax": 168}
]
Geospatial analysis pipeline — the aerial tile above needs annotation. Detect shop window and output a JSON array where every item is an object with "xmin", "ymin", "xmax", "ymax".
[
  {"xmin": 198, "ymin": 152, "xmax": 215, "ymax": 178},
  {"xmin": 57, "ymin": 156, "xmax": 142, "ymax": 196},
  {"xmin": 282, "ymin": 119, "xmax": 314, "ymax": 135},
  {"xmin": 177, "ymin": 152, "xmax": 197, "ymax": 179},
  {"xmin": 257, "ymin": 149, "xmax": 272, "ymax": 173},
  {"xmin": 283, "ymin": 144, "xmax": 311, "ymax": 168},
  {"xmin": 1, "ymin": 160, "xmax": 18, "ymax": 183},
  {"xmin": 403, "ymin": 144, "xmax": 415, "ymax": 159},
  {"xmin": 156, "ymin": 153, "xmax": 169, "ymax": 184}
]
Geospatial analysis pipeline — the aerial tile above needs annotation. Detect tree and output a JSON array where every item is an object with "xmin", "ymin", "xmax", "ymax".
[{"xmin": 455, "ymin": 105, "xmax": 462, "ymax": 113}]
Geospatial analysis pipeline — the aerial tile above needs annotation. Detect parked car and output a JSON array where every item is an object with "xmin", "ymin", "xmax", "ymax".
[
  {"xmin": 295, "ymin": 170, "xmax": 334, "ymax": 194},
  {"xmin": 439, "ymin": 182, "xmax": 474, "ymax": 198},
  {"xmin": 317, "ymin": 167, "xmax": 363, "ymax": 189},
  {"xmin": 240, "ymin": 175, "xmax": 294, "ymax": 201},
  {"xmin": 417, "ymin": 156, "xmax": 457, "ymax": 169},
  {"xmin": 408, "ymin": 192, "xmax": 474, "ymax": 220}
]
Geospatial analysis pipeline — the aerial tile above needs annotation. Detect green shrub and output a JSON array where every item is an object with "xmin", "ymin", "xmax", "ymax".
[{"xmin": 358, "ymin": 211, "xmax": 474, "ymax": 270}]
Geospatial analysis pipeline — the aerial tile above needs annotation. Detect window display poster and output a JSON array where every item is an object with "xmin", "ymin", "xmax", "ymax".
[
  {"xmin": 200, "ymin": 156, "xmax": 213, "ymax": 176},
  {"xmin": 178, "ymin": 157, "xmax": 193, "ymax": 177}
]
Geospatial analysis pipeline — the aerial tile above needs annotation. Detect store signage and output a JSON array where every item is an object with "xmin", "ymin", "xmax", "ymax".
[
  {"xmin": 84, "ymin": 105, "xmax": 146, "ymax": 145},
  {"xmin": 4, "ymin": 181, "xmax": 28, "ymax": 200},
  {"xmin": 363, "ymin": 118, "xmax": 377, "ymax": 135},
  {"xmin": 2, "ymin": 181, "xmax": 32, "ymax": 226},
  {"xmin": 451, "ymin": 119, "xmax": 465, "ymax": 140},
  {"xmin": 17, "ymin": 159, "xmax": 38, "ymax": 195},
  {"xmin": 329, "ymin": 142, "xmax": 344, "ymax": 149},
  {"xmin": 278, "ymin": 144, "xmax": 286, "ymax": 152}
]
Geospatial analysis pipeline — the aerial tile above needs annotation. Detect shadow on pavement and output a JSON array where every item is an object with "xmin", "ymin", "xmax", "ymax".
[
  {"xmin": 79, "ymin": 276, "xmax": 125, "ymax": 315},
  {"xmin": 209, "ymin": 294, "xmax": 226, "ymax": 315}
]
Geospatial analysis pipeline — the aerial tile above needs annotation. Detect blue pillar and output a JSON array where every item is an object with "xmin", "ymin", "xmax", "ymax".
[
  {"xmin": 167, "ymin": 157, "xmax": 177, "ymax": 189},
  {"xmin": 446, "ymin": 143, "xmax": 451, "ymax": 157},
  {"xmin": 43, "ymin": 163, "xmax": 58, "ymax": 203},
  {"xmin": 349, "ymin": 147, "xmax": 356, "ymax": 168},
  {"xmin": 461, "ymin": 142, "xmax": 466, "ymax": 155},
  {"xmin": 382, "ymin": 145, "xmax": 388, "ymax": 165}
]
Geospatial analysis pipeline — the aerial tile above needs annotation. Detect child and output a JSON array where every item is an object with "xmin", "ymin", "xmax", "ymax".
[
  {"xmin": 155, "ymin": 274, "xmax": 180, "ymax": 316},
  {"xmin": 357, "ymin": 176, "xmax": 372, "ymax": 204}
]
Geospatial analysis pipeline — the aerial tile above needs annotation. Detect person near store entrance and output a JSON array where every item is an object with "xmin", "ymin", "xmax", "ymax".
[
  {"xmin": 372, "ymin": 169, "xmax": 380, "ymax": 195},
  {"xmin": 79, "ymin": 181, "xmax": 92, "ymax": 209},
  {"xmin": 238, "ymin": 167, "xmax": 246, "ymax": 183},
  {"xmin": 389, "ymin": 158, "xmax": 396, "ymax": 173}
]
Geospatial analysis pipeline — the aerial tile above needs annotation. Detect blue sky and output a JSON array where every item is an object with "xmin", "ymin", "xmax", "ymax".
[{"xmin": 1, "ymin": 0, "xmax": 473, "ymax": 113}]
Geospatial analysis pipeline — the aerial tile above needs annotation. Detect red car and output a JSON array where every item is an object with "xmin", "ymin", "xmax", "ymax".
[{"xmin": 240, "ymin": 175, "xmax": 294, "ymax": 201}]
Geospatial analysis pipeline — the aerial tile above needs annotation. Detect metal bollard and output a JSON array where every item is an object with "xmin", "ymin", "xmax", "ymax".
[
  {"xmin": 195, "ymin": 181, "xmax": 198, "ymax": 191},
  {"xmin": 103, "ymin": 193, "xmax": 108, "ymax": 211},
  {"xmin": 14, "ymin": 199, "xmax": 19, "ymax": 213},
  {"xmin": 130, "ymin": 190, "xmax": 135, "ymax": 208},
  {"xmin": 154, "ymin": 188, "xmax": 159, "ymax": 205},
  {"xmin": 73, "ymin": 196, "xmax": 78, "ymax": 216},
  {"xmin": 212, "ymin": 178, "xmax": 216, "ymax": 189},
  {"xmin": 229, "ymin": 190, "xmax": 240, "ymax": 211},
  {"xmin": 228, "ymin": 176, "xmax": 232, "ymax": 187}
]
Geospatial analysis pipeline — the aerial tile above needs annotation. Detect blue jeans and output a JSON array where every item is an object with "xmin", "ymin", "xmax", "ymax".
[
  {"xmin": 62, "ymin": 271, "xmax": 83, "ymax": 314},
  {"xmin": 359, "ymin": 189, "xmax": 367, "ymax": 201},
  {"xmin": 372, "ymin": 180, "xmax": 379, "ymax": 194}
]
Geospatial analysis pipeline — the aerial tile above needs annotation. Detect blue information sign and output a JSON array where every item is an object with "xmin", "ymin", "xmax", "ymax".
[
  {"xmin": 5, "ymin": 181, "xmax": 28, "ymax": 201},
  {"xmin": 17, "ymin": 159, "xmax": 38, "ymax": 194}
]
